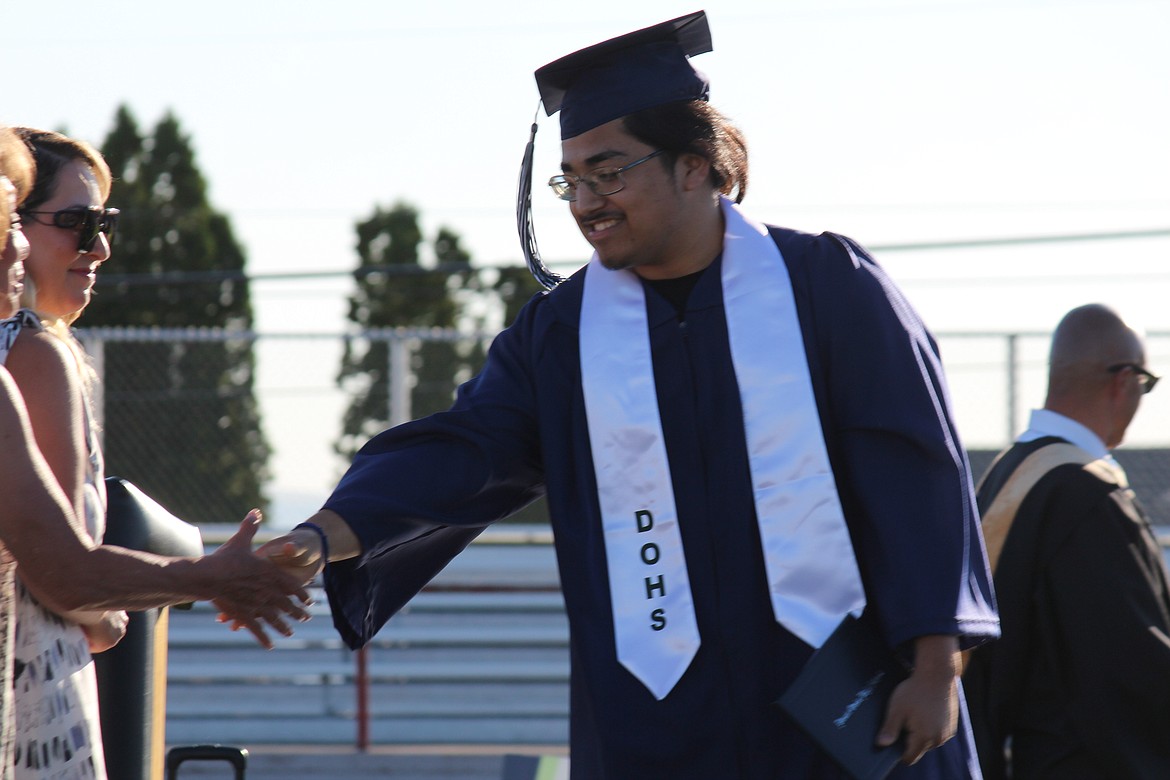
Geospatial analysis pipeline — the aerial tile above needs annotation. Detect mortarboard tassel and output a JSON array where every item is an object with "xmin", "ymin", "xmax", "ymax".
[{"xmin": 517, "ymin": 107, "xmax": 564, "ymax": 290}]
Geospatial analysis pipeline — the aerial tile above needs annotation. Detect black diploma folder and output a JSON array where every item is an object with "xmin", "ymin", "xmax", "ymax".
[{"xmin": 777, "ymin": 613, "xmax": 909, "ymax": 780}]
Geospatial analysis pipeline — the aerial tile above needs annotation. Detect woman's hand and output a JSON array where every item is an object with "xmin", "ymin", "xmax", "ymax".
[{"xmin": 81, "ymin": 610, "xmax": 130, "ymax": 653}]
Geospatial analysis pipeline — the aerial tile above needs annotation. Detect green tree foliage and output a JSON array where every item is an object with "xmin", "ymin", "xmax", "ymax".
[
  {"xmin": 335, "ymin": 203, "xmax": 474, "ymax": 459},
  {"xmin": 335, "ymin": 203, "xmax": 550, "ymax": 523},
  {"xmin": 334, "ymin": 206, "xmax": 545, "ymax": 442},
  {"xmin": 83, "ymin": 106, "xmax": 270, "ymax": 524},
  {"xmin": 490, "ymin": 265, "xmax": 546, "ymax": 328}
]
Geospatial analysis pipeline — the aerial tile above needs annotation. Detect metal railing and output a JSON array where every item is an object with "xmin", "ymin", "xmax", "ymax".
[{"xmin": 75, "ymin": 326, "xmax": 1170, "ymax": 529}]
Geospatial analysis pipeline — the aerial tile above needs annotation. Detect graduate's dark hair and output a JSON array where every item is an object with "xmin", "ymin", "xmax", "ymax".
[{"xmin": 621, "ymin": 99, "xmax": 748, "ymax": 203}]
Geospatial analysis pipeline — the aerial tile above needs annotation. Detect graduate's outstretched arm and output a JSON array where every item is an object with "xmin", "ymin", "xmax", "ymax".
[{"xmin": 876, "ymin": 634, "xmax": 961, "ymax": 765}]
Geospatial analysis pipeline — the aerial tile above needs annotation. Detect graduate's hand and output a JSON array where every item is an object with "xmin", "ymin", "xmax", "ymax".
[
  {"xmin": 876, "ymin": 634, "xmax": 960, "ymax": 765},
  {"xmin": 256, "ymin": 527, "xmax": 326, "ymax": 584}
]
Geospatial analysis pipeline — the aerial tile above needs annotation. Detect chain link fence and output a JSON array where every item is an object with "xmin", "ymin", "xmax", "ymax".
[{"xmin": 76, "ymin": 327, "xmax": 1170, "ymax": 529}]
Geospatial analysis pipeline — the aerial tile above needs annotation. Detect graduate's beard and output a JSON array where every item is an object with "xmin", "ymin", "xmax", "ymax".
[{"xmin": 597, "ymin": 252, "xmax": 635, "ymax": 272}]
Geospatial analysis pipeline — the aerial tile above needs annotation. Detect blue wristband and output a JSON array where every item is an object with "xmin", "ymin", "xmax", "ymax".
[{"xmin": 293, "ymin": 521, "xmax": 329, "ymax": 565}]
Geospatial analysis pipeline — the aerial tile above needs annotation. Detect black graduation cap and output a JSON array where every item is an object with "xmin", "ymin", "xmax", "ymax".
[
  {"xmin": 517, "ymin": 11, "xmax": 714, "ymax": 288},
  {"xmin": 536, "ymin": 11, "xmax": 712, "ymax": 139}
]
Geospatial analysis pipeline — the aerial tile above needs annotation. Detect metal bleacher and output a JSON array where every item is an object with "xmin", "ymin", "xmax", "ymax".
[
  {"xmin": 164, "ymin": 537, "xmax": 571, "ymax": 747},
  {"xmin": 164, "ymin": 504, "xmax": 1170, "ymax": 750}
]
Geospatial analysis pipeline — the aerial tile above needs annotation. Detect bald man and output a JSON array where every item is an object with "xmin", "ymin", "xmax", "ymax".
[{"xmin": 964, "ymin": 304, "xmax": 1170, "ymax": 779}]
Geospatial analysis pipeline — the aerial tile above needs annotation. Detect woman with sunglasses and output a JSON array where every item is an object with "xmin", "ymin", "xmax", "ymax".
[
  {"xmin": 0, "ymin": 129, "xmax": 312, "ymax": 780},
  {"xmin": 5, "ymin": 128, "xmax": 124, "ymax": 780}
]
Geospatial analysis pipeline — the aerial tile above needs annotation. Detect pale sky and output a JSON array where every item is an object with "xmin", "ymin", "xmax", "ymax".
[{"xmin": 5, "ymin": 0, "xmax": 1168, "ymax": 516}]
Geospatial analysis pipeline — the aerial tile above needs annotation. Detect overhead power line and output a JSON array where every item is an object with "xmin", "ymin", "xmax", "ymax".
[
  {"xmin": 94, "ymin": 227, "xmax": 1170, "ymax": 286},
  {"xmin": 97, "ymin": 261, "xmax": 476, "ymax": 286},
  {"xmin": 867, "ymin": 227, "xmax": 1170, "ymax": 253}
]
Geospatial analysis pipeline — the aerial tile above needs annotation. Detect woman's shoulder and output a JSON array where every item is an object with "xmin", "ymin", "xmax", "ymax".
[
  {"xmin": 8, "ymin": 324, "xmax": 75, "ymax": 366},
  {"xmin": 5, "ymin": 325, "xmax": 85, "ymax": 399}
]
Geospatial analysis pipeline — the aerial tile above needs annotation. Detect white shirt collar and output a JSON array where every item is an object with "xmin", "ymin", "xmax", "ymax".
[{"xmin": 1017, "ymin": 408, "xmax": 1109, "ymax": 460}]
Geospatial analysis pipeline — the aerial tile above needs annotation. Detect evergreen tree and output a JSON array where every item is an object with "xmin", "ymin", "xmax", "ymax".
[
  {"xmin": 336, "ymin": 203, "xmax": 551, "ymax": 523},
  {"xmin": 335, "ymin": 203, "xmax": 473, "ymax": 459},
  {"xmin": 488, "ymin": 265, "xmax": 545, "ymax": 328},
  {"xmin": 84, "ymin": 106, "xmax": 270, "ymax": 524}
]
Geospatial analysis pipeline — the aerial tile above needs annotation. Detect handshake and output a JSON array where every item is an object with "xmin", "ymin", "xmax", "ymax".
[{"xmin": 212, "ymin": 510, "xmax": 355, "ymax": 648}]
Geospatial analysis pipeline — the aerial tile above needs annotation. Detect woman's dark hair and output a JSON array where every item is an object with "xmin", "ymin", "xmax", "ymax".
[{"xmin": 622, "ymin": 99, "xmax": 748, "ymax": 203}]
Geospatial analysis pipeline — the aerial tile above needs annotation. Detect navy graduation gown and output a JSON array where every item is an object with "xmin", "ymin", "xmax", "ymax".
[{"xmin": 323, "ymin": 227, "xmax": 999, "ymax": 779}]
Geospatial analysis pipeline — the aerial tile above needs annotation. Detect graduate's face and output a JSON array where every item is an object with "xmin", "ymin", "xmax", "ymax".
[{"xmin": 561, "ymin": 119, "xmax": 697, "ymax": 278}]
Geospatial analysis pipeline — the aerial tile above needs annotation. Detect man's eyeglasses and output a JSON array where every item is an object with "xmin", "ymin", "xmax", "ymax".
[
  {"xmin": 1108, "ymin": 363, "xmax": 1160, "ymax": 395},
  {"xmin": 548, "ymin": 150, "xmax": 666, "ymax": 202},
  {"xmin": 23, "ymin": 206, "xmax": 119, "ymax": 254}
]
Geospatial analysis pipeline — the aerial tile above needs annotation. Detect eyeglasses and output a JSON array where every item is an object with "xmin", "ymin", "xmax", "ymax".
[
  {"xmin": 23, "ymin": 206, "xmax": 119, "ymax": 254},
  {"xmin": 548, "ymin": 150, "xmax": 666, "ymax": 202},
  {"xmin": 1108, "ymin": 363, "xmax": 1160, "ymax": 395}
]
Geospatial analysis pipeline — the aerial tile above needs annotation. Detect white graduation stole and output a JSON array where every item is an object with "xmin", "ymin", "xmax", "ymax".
[{"xmin": 580, "ymin": 197, "xmax": 865, "ymax": 700}]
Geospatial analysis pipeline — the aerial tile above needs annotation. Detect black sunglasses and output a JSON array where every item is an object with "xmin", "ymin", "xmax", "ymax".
[
  {"xmin": 1108, "ymin": 363, "xmax": 1160, "ymax": 395},
  {"xmin": 23, "ymin": 206, "xmax": 119, "ymax": 254}
]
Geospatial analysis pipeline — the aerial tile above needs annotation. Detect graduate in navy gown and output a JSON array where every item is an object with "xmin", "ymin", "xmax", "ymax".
[{"xmin": 262, "ymin": 12, "xmax": 998, "ymax": 778}]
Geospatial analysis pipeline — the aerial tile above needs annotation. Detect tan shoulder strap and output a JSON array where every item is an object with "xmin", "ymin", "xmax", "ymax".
[
  {"xmin": 979, "ymin": 443, "xmax": 1094, "ymax": 575},
  {"xmin": 1084, "ymin": 458, "xmax": 1128, "ymax": 488}
]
